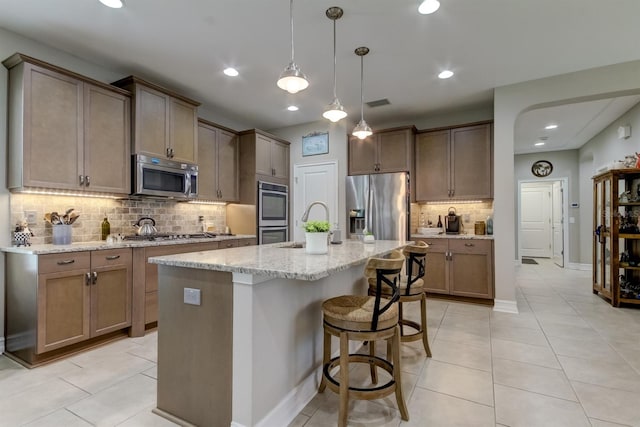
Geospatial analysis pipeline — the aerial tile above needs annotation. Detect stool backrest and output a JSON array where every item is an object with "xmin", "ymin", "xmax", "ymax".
[
  {"xmin": 402, "ymin": 241, "xmax": 428, "ymax": 295},
  {"xmin": 364, "ymin": 250, "xmax": 404, "ymax": 330}
]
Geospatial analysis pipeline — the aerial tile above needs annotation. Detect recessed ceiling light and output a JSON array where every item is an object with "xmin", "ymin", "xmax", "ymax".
[
  {"xmin": 534, "ymin": 142, "xmax": 545, "ymax": 147},
  {"xmin": 223, "ymin": 67, "xmax": 239, "ymax": 77},
  {"xmin": 287, "ymin": 105, "xmax": 299, "ymax": 112},
  {"xmin": 98, "ymin": 0, "xmax": 123, "ymax": 8},
  {"xmin": 545, "ymin": 124, "xmax": 558, "ymax": 130},
  {"xmin": 418, "ymin": 0, "xmax": 440, "ymax": 14},
  {"xmin": 438, "ymin": 70, "xmax": 454, "ymax": 79}
]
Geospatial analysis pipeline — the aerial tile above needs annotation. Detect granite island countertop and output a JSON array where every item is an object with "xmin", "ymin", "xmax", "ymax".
[
  {"xmin": 1, "ymin": 234, "xmax": 256, "ymax": 255},
  {"xmin": 149, "ymin": 239, "xmax": 408, "ymax": 281}
]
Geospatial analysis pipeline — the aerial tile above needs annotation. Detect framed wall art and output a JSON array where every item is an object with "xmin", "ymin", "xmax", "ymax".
[{"xmin": 302, "ymin": 132, "xmax": 329, "ymax": 157}]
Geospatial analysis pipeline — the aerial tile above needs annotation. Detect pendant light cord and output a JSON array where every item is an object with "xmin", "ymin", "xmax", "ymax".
[
  {"xmin": 360, "ymin": 55, "xmax": 364, "ymax": 121},
  {"xmin": 332, "ymin": 19, "xmax": 337, "ymax": 99},
  {"xmin": 289, "ymin": 0, "xmax": 295, "ymax": 62}
]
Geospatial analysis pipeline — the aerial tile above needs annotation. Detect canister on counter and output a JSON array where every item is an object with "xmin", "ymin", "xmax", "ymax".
[{"xmin": 474, "ymin": 221, "xmax": 486, "ymax": 235}]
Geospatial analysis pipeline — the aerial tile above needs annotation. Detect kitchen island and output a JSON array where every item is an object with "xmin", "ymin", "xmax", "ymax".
[{"xmin": 148, "ymin": 239, "xmax": 407, "ymax": 427}]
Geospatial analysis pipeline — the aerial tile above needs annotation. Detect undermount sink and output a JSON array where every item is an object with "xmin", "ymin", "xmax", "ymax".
[{"xmin": 279, "ymin": 242, "xmax": 305, "ymax": 249}]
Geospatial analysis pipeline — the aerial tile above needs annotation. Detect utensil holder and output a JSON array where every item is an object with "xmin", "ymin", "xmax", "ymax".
[{"xmin": 52, "ymin": 224, "xmax": 72, "ymax": 245}]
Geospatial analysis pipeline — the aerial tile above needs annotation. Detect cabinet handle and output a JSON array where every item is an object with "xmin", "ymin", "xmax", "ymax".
[
  {"xmin": 92, "ymin": 271, "xmax": 98, "ymax": 285},
  {"xmin": 85, "ymin": 272, "xmax": 91, "ymax": 285},
  {"xmin": 105, "ymin": 255, "xmax": 121, "ymax": 260},
  {"xmin": 171, "ymin": 148, "xmax": 175, "ymax": 158},
  {"xmin": 79, "ymin": 175, "xmax": 84, "ymax": 186},
  {"xmin": 85, "ymin": 176, "xmax": 90, "ymax": 187},
  {"xmin": 464, "ymin": 243, "xmax": 475, "ymax": 247},
  {"xmin": 226, "ymin": 243, "xmax": 234, "ymax": 248},
  {"xmin": 57, "ymin": 259, "xmax": 75, "ymax": 265}
]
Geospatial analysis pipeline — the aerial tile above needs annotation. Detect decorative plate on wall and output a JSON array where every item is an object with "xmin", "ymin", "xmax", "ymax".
[{"xmin": 531, "ymin": 160, "xmax": 553, "ymax": 177}]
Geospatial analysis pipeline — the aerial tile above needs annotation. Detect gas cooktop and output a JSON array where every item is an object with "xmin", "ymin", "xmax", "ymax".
[{"xmin": 122, "ymin": 232, "xmax": 234, "ymax": 241}]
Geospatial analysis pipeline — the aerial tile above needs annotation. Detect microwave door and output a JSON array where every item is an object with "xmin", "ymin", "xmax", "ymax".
[{"xmin": 137, "ymin": 164, "xmax": 187, "ymax": 197}]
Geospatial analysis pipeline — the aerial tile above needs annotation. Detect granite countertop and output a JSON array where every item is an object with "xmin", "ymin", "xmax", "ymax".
[
  {"xmin": 1, "ymin": 235, "xmax": 256, "ymax": 255},
  {"xmin": 411, "ymin": 233, "xmax": 494, "ymax": 240},
  {"xmin": 149, "ymin": 239, "xmax": 408, "ymax": 281}
]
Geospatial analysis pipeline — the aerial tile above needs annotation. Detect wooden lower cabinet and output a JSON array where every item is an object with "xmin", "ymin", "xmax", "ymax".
[{"xmin": 416, "ymin": 238, "xmax": 494, "ymax": 300}]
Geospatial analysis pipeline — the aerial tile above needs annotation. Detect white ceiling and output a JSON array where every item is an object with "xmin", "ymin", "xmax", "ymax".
[{"xmin": 1, "ymin": 0, "xmax": 640, "ymax": 152}]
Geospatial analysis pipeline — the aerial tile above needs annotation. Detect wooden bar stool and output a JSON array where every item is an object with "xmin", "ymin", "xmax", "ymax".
[
  {"xmin": 368, "ymin": 241, "xmax": 432, "ymax": 357},
  {"xmin": 318, "ymin": 250, "xmax": 409, "ymax": 427}
]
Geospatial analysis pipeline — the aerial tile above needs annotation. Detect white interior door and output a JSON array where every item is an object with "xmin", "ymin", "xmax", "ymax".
[
  {"xmin": 293, "ymin": 162, "xmax": 338, "ymax": 242},
  {"xmin": 552, "ymin": 180, "xmax": 564, "ymax": 267},
  {"xmin": 520, "ymin": 182, "xmax": 553, "ymax": 258}
]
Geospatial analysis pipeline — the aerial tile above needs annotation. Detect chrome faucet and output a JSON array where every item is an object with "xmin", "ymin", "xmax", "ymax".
[{"xmin": 301, "ymin": 201, "xmax": 330, "ymax": 223}]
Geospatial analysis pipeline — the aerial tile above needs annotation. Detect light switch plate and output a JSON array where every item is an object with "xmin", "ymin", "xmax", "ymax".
[{"xmin": 183, "ymin": 288, "xmax": 201, "ymax": 306}]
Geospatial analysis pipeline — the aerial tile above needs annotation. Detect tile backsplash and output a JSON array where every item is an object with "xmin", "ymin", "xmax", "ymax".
[
  {"xmin": 411, "ymin": 201, "xmax": 494, "ymax": 234},
  {"xmin": 10, "ymin": 194, "xmax": 228, "ymax": 245}
]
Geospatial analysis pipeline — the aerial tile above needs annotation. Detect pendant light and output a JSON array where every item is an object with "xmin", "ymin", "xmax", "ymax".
[
  {"xmin": 322, "ymin": 7, "xmax": 347, "ymax": 123},
  {"xmin": 277, "ymin": 0, "xmax": 309, "ymax": 94},
  {"xmin": 418, "ymin": 0, "xmax": 440, "ymax": 14},
  {"xmin": 352, "ymin": 47, "xmax": 372, "ymax": 140}
]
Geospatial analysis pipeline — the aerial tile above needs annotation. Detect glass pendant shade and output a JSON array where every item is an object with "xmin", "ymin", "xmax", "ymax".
[
  {"xmin": 352, "ymin": 119, "xmax": 372, "ymax": 140},
  {"xmin": 323, "ymin": 98, "xmax": 347, "ymax": 122},
  {"xmin": 418, "ymin": 0, "xmax": 440, "ymax": 14},
  {"xmin": 99, "ymin": 0, "xmax": 123, "ymax": 8},
  {"xmin": 277, "ymin": 62, "xmax": 309, "ymax": 94},
  {"xmin": 278, "ymin": 0, "xmax": 308, "ymax": 94}
]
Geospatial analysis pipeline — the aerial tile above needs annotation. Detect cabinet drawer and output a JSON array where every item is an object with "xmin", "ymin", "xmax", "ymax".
[
  {"xmin": 91, "ymin": 248, "xmax": 132, "ymax": 267},
  {"xmin": 449, "ymin": 239, "xmax": 492, "ymax": 254},
  {"xmin": 418, "ymin": 239, "xmax": 448, "ymax": 251},
  {"xmin": 39, "ymin": 252, "xmax": 90, "ymax": 274},
  {"xmin": 220, "ymin": 239, "xmax": 239, "ymax": 249},
  {"xmin": 237, "ymin": 238, "xmax": 256, "ymax": 247}
]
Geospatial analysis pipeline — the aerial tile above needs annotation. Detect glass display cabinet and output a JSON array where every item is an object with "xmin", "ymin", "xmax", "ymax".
[{"xmin": 593, "ymin": 169, "xmax": 640, "ymax": 307}]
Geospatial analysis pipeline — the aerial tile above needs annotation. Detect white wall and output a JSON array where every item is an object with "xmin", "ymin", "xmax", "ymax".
[
  {"xmin": 494, "ymin": 59, "xmax": 640, "ymax": 308},
  {"xmin": 514, "ymin": 150, "xmax": 580, "ymax": 263},
  {"xmin": 269, "ymin": 120, "xmax": 349, "ymax": 238}
]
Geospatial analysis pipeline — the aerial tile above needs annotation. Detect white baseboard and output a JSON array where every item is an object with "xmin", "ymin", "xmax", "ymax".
[
  {"xmin": 567, "ymin": 262, "xmax": 592, "ymax": 271},
  {"xmin": 493, "ymin": 299, "xmax": 519, "ymax": 314},
  {"xmin": 0, "ymin": 337, "xmax": 4, "ymax": 354}
]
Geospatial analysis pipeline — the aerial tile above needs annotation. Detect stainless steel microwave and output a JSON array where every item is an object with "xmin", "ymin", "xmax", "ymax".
[{"xmin": 133, "ymin": 154, "xmax": 198, "ymax": 199}]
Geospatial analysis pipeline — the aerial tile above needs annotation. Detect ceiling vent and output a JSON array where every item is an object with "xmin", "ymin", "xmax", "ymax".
[{"xmin": 366, "ymin": 98, "xmax": 391, "ymax": 108}]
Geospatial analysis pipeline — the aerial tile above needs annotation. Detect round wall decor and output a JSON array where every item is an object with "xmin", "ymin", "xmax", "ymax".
[{"xmin": 531, "ymin": 160, "xmax": 553, "ymax": 177}]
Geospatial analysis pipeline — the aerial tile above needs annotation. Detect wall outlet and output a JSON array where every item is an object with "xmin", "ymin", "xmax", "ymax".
[
  {"xmin": 183, "ymin": 288, "xmax": 201, "ymax": 306},
  {"xmin": 463, "ymin": 213, "xmax": 471, "ymax": 222},
  {"xmin": 24, "ymin": 210, "xmax": 37, "ymax": 224}
]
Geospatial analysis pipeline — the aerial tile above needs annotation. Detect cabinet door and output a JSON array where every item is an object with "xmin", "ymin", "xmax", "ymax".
[
  {"xmin": 255, "ymin": 134, "xmax": 274, "ymax": 177},
  {"xmin": 449, "ymin": 239, "xmax": 494, "ymax": 299},
  {"xmin": 90, "ymin": 249, "xmax": 132, "ymax": 337},
  {"xmin": 24, "ymin": 64, "xmax": 83, "ymax": 190},
  {"xmin": 84, "ymin": 84, "xmax": 131, "ymax": 194},
  {"xmin": 415, "ymin": 130, "xmax": 450, "ymax": 201},
  {"xmin": 217, "ymin": 129, "xmax": 239, "ymax": 201},
  {"xmin": 135, "ymin": 85, "xmax": 169, "ymax": 158},
  {"xmin": 271, "ymin": 140, "xmax": 289, "ymax": 181},
  {"xmin": 170, "ymin": 98, "xmax": 197, "ymax": 163},
  {"xmin": 348, "ymin": 135, "xmax": 377, "ymax": 175},
  {"xmin": 419, "ymin": 239, "xmax": 449, "ymax": 294},
  {"xmin": 37, "ymin": 268, "xmax": 91, "ymax": 354},
  {"xmin": 378, "ymin": 129, "xmax": 412, "ymax": 173},
  {"xmin": 197, "ymin": 122, "xmax": 218, "ymax": 200},
  {"xmin": 450, "ymin": 124, "xmax": 492, "ymax": 199}
]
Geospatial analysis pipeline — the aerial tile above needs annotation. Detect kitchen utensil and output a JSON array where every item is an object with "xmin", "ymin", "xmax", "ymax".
[
  {"xmin": 68, "ymin": 212, "xmax": 80, "ymax": 224},
  {"xmin": 135, "ymin": 217, "xmax": 157, "ymax": 236}
]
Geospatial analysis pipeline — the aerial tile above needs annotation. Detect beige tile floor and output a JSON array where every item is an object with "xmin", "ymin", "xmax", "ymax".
[{"xmin": 2, "ymin": 259, "xmax": 639, "ymax": 426}]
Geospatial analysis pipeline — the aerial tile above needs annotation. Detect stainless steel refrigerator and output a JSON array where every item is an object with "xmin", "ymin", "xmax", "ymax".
[{"xmin": 346, "ymin": 172, "xmax": 410, "ymax": 240}]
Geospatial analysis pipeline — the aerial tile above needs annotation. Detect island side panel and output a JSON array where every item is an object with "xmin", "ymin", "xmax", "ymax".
[
  {"xmin": 156, "ymin": 265, "xmax": 233, "ymax": 427},
  {"xmin": 231, "ymin": 265, "xmax": 366, "ymax": 426}
]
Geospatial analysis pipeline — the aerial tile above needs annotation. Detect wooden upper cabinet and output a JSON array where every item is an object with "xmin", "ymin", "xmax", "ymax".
[
  {"xmin": 3, "ymin": 54, "xmax": 131, "ymax": 194},
  {"xmin": 84, "ymin": 84, "xmax": 131, "ymax": 193},
  {"xmin": 197, "ymin": 119, "xmax": 239, "ymax": 202},
  {"xmin": 415, "ymin": 122, "xmax": 492, "ymax": 202},
  {"xmin": 238, "ymin": 129, "xmax": 290, "ymax": 203},
  {"xmin": 113, "ymin": 76, "xmax": 200, "ymax": 163},
  {"xmin": 348, "ymin": 126, "xmax": 414, "ymax": 175},
  {"xmin": 415, "ymin": 130, "xmax": 450, "ymax": 201}
]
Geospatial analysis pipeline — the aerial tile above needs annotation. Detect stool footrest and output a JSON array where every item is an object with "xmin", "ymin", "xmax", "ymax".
[
  {"xmin": 323, "ymin": 353, "xmax": 397, "ymax": 400},
  {"xmin": 399, "ymin": 319, "xmax": 423, "ymax": 342}
]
